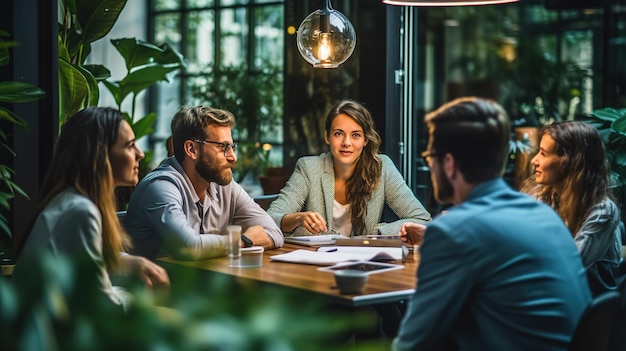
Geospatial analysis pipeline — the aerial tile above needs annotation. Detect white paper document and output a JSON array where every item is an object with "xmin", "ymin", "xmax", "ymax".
[{"xmin": 269, "ymin": 246, "xmax": 403, "ymax": 265}]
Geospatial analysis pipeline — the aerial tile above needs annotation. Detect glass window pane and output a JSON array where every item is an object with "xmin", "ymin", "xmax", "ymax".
[
  {"xmin": 152, "ymin": 79, "xmax": 181, "ymax": 166},
  {"xmin": 185, "ymin": 75, "xmax": 212, "ymax": 108},
  {"xmin": 187, "ymin": 10, "xmax": 216, "ymax": 73},
  {"xmin": 154, "ymin": 13, "xmax": 181, "ymax": 52},
  {"xmin": 188, "ymin": 0, "xmax": 215, "ymax": 8},
  {"xmin": 220, "ymin": 8, "xmax": 248, "ymax": 67},
  {"xmin": 221, "ymin": 0, "xmax": 249, "ymax": 6},
  {"xmin": 154, "ymin": 0, "xmax": 180, "ymax": 11},
  {"xmin": 150, "ymin": 0, "xmax": 285, "ymax": 174},
  {"xmin": 253, "ymin": 5, "xmax": 283, "ymax": 68}
]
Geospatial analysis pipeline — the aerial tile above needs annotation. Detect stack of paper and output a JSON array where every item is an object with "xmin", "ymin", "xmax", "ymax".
[{"xmin": 269, "ymin": 246, "xmax": 403, "ymax": 265}]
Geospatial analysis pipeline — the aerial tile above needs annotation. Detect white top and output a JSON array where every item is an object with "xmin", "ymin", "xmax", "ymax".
[{"xmin": 332, "ymin": 199, "xmax": 352, "ymax": 236}]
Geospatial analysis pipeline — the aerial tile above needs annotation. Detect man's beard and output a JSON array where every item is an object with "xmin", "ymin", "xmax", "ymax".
[
  {"xmin": 433, "ymin": 164, "xmax": 454, "ymax": 204},
  {"xmin": 195, "ymin": 149, "xmax": 233, "ymax": 185}
]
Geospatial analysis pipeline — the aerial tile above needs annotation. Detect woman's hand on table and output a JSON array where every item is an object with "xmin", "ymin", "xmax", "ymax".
[
  {"xmin": 399, "ymin": 222, "xmax": 426, "ymax": 246},
  {"xmin": 121, "ymin": 254, "xmax": 170, "ymax": 289},
  {"xmin": 281, "ymin": 211, "xmax": 328, "ymax": 234},
  {"xmin": 299, "ymin": 211, "xmax": 328, "ymax": 234}
]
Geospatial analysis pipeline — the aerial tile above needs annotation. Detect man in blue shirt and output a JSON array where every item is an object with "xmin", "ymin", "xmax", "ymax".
[{"xmin": 393, "ymin": 97, "xmax": 591, "ymax": 350}]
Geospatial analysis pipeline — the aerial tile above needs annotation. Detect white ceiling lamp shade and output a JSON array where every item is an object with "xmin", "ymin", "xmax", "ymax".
[
  {"xmin": 296, "ymin": 0, "xmax": 356, "ymax": 68},
  {"xmin": 382, "ymin": 0, "xmax": 519, "ymax": 6}
]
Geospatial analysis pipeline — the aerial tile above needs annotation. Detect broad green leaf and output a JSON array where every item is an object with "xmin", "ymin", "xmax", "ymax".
[
  {"xmin": 110, "ymin": 38, "xmax": 164, "ymax": 71},
  {"xmin": 58, "ymin": 57, "xmax": 90, "ymax": 127},
  {"xmin": 155, "ymin": 43, "xmax": 186, "ymax": 66},
  {"xmin": 611, "ymin": 115, "xmax": 626, "ymax": 136},
  {"xmin": 76, "ymin": 0, "xmax": 128, "ymax": 47},
  {"xmin": 61, "ymin": 0, "xmax": 126, "ymax": 63},
  {"xmin": 131, "ymin": 112, "xmax": 157, "ymax": 140},
  {"xmin": 615, "ymin": 148, "xmax": 626, "ymax": 167},
  {"xmin": 119, "ymin": 63, "xmax": 182, "ymax": 97},
  {"xmin": 591, "ymin": 107, "xmax": 624, "ymax": 123},
  {"xmin": 0, "ymin": 164, "xmax": 12, "ymax": 179},
  {"xmin": 57, "ymin": 35, "xmax": 70, "ymax": 62},
  {"xmin": 4, "ymin": 179, "xmax": 29, "ymax": 199},
  {"xmin": 81, "ymin": 64, "xmax": 111, "ymax": 82},
  {"xmin": 0, "ymin": 107, "xmax": 28, "ymax": 128},
  {"xmin": 0, "ymin": 41, "xmax": 18, "ymax": 49},
  {"xmin": 0, "ymin": 82, "xmax": 46, "ymax": 103},
  {"xmin": 102, "ymin": 80, "xmax": 123, "ymax": 107},
  {"xmin": 75, "ymin": 65, "xmax": 99, "ymax": 107},
  {"xmin": 0, "ymin": 196, "xmax": 10, "ymax": 210}
]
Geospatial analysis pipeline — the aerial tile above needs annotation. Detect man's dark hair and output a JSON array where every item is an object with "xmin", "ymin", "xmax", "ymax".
[{"xmin": 425, "ymin": 97, "xmax": 511, "ymax": 183}]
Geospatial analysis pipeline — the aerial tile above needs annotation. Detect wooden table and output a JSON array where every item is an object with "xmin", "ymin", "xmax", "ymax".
[{"xmin": 158, "ymin": 243, "xmax": 419, "ymax": 307}]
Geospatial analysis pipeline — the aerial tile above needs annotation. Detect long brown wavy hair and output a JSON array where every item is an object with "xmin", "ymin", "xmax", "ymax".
[
  {"xmin": 14, "ymin": 107, "xmax": 131, "ymax": 270},
  {"xmin": 324, "ymin": 100, "xmax": 382, "ymax": 235},
  {"xmin": 520, "ymin": 121, "xmax": 611, "ymax": 235}
]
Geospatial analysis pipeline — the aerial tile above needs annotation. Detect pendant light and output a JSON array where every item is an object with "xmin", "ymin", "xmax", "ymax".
[
  {"xmin": 382, "ymin": 0, "xmax": 518, "ymax": 5},
  {"xmin": 296, "ymin": 0, "xmax": 356, "ymax": 68}
]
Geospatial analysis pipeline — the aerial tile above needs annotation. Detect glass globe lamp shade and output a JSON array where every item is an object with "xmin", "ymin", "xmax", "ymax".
[{"xmin": 296, "ymin": 7, "xmax": 356, "ymax": 68}]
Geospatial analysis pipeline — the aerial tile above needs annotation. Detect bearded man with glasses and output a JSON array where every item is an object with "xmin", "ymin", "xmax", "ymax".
[{"xmin": 124, "ymin": 105, "xmax": 283, "ymax": 260}]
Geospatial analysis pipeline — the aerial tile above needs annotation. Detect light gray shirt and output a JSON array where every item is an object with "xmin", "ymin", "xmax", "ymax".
[
  {"xmin": 574, "ymin": 197, "xmax": 623, "ymax": 267},
  {"xmin": 12, "ymin": 188, "xmax": 128, "ymax": 309},
  {"xmin": 124, "ymin": 157, "xmax": 283, "ymax": 260}
]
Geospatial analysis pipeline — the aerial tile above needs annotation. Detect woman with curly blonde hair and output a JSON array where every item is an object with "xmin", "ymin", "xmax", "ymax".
[{"xmin": 268, "ymin": 100, "xmax": 431, "ymax": 237}]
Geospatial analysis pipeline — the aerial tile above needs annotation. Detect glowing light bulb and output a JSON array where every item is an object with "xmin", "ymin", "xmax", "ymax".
[
  {"xmin": 318, "ymin": 33, "xmax": 332, "ymax": 61},
  {"xmin": 296, "ymin": 0, "xmax": 355, "ymax": 68}
]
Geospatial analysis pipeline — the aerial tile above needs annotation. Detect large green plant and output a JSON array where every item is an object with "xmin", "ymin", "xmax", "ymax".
[
  {"xmin": 58, "ymin": 0, "xmax": 185, "ymax": 142},
  {"xmin": 0, "ymin": 253, "xmax": 369, "ymax": 350},
  {"xmin": 0, "ymin": 30, "xmax": 45, "ymax": 250}
]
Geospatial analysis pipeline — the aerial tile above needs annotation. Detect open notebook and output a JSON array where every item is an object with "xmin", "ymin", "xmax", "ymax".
[{"xmin": 269, "ymin": 246, "xmax": 404, "ymax": 266}]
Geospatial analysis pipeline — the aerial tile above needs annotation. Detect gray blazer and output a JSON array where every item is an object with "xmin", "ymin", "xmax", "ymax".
[{"xmin": 267, "ymin": 152, "xmax": 431, "ymax": 236}]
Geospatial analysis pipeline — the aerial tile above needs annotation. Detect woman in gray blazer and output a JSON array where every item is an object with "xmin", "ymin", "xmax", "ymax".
[{"xmin": 267, "ymin": 100, "xmax": 431, "ymax": 237}]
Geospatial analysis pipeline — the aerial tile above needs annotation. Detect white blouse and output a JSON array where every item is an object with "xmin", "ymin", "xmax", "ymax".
[{"xmin": 332, "ymin": 199, "xmax": 352, "ymax": 236}]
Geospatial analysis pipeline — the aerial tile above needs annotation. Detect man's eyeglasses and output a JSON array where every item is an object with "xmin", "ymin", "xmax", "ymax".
[
  {"xmin": 192, "ymin": 139, "xmax": 238, "ymax": 157},
  {"xmin": 421, "ymin": 150, "xmax": 439, "ymax": 166}
]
